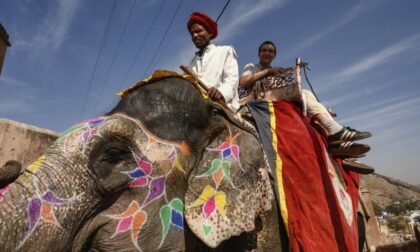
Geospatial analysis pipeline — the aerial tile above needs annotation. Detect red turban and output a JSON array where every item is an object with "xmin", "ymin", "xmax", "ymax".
[{"xmin": 187, "ymin": 12, "xmax": 218, "ymax": 39}]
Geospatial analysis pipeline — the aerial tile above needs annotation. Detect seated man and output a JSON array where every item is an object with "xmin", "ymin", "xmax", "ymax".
[
  {"xmin": 239, "ymin": 41, "xmax": 372, "ymax": 159},
  {"xmin": 187, "ymin": 12, "xmax": 240, "ymax": 111}
]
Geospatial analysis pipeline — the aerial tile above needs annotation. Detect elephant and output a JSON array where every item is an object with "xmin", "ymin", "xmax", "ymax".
[{"xmin": 0, "ymin": 71, "xmax": 283, "ymax": 251}]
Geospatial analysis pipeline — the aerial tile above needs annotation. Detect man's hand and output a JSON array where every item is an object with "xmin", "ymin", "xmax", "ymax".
[{"xmin": 207, "ymin": 87, "xmax": 225, "ymax": 101}]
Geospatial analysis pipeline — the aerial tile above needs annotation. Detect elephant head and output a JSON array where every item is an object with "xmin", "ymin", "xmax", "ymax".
[{"xmin": 0, "ymin": 72, "xmax": 274, "ymax": 251}]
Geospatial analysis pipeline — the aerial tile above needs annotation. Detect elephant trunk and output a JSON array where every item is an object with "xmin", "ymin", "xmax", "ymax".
[{"xmin": 0, "ymin": 149, "xmax": 103, "ymax": 251}]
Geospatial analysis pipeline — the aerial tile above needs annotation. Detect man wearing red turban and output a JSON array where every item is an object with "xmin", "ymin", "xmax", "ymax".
[{"xmin": 187, "ymin": 12, "xmax": 239, "ymax": 110}]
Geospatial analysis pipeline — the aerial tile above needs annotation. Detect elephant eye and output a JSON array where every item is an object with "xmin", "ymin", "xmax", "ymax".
[
  {"xmin": 210, "ymin": 107, "xmax": 220, "ymax": 115},
  {"xmin": 102, "ymin": 147, "xmax": 130, "ymax": 164}
]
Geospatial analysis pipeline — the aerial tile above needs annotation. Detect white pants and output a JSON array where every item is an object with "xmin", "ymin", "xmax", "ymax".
[{"xmin": 302, "ymin": 89, "xmax": 330, "ymax": 118}]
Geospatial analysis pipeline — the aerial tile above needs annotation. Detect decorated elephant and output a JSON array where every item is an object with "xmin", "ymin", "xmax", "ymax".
[{"xmin": 0, "ymin": 71, "xmax": 282, "ymax": 251}]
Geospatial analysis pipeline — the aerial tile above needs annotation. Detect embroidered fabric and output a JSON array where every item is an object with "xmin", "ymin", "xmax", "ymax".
[{"xmin": 239, "ymin": 66, "xmax": 302, "ymax": 105}]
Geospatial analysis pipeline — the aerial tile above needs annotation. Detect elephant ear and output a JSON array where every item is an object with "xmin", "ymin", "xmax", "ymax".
[{"xmin": 184, "ymin": 124, "xmax": 273, "ymax": 248}]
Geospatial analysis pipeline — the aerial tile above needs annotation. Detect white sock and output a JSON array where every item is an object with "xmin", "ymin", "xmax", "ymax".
[{"xmin": 315, "ymin": 113, "xmax": 343, "ymax": 135}]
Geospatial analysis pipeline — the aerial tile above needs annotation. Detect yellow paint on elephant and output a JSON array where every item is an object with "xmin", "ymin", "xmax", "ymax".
[
  {"xmin": 27, "ymin": 155, "xmax": 45, "ymax": 173},
  {"xmin": 189, "ymin": 185, "xmax": 214, "ymax": 208},
  {"xmin": 172, "ymin": 157, "xmax": 185, "ymax": 173},
  {"xmin": 188, "ymin": 185, "xmax": 226, "ymax": 218},
  {"xmin": 214, "ymin": 191, "xmax": 226, "ymax": 218}
]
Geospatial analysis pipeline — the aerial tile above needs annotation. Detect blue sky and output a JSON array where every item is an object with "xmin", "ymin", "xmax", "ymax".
[{"xmin": 1, "ymin": 0, "xmax": 419, "ymax": 184}]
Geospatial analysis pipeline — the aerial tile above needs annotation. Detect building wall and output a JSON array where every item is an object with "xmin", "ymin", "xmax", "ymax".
[
  {"xmin": 0, "ymin": 24, "xmax": 11, "ymax": 75},
  {"xmin": 0, "ymin": 119, "xmax": 59, "ymax": 170},
  {"xmin": 0, "ymin": 39, "xmax": 7, "ymax": 75}
]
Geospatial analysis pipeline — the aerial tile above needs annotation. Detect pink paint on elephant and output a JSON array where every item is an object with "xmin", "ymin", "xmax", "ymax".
[
  {"xmin": 0, "ymin": 184, "xmax": 11, "ymax": 202},
  {"xmin": 203, "ymin": 196, "xmax": 216, "ymax": 219}
]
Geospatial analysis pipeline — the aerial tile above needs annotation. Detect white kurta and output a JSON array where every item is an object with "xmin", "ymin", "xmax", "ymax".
[{"xmin": 189, "ymin": 44, "xmax": 240, "ymax": 110}]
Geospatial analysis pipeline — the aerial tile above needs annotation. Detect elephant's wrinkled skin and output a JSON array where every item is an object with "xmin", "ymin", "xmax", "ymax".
[{"xmin": 0, "ymin": 76, "xmax": 281, "ymax": 251}]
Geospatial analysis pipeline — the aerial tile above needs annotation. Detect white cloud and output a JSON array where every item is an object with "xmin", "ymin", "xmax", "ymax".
[
  {"xmin": 341, "ymin": 96, "xmax": 420, "ymax": 126},
  {"xmin": 0, "ymin": 76, "xmax": 36, "ymax": 114},
  {"xmin": 217, "ymin": 0, "xmax": 288, "ymax": 42},
  {"xmin": 314, "ymin": 33, "xmax": 420, "ymax": 92},
  {"xmin": 0, "ymin": 99, "xmax": 31, "ymax": 114},
  {"xmin": 0, "ymin": 75, "xmax": 70, "ymax": 115},
  {"xmin": 0, "ymin": 75, "xmax": 31, "ymax": 88},
  {"xmin": 283, "ymin": 1, "xmax": 379, "ymax": 60},
  {"xmin": 322, "ymin": 80, "xmax": 395, "ymax": 107},
  {"xmin": 335, "ymin": 33, "xmax": 420, "ymax": 79},
  {"xmin": 14, "ymin": 0, "xmax": 81, "ymax": 52}
]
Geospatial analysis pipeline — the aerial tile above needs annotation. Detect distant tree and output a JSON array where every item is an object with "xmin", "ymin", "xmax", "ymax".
[
  {"xmin": 372, "ymin": 201, "xmax": 383, "ymax": 216},
  {"xmin": 385, "ymin": 204, "xmax": 400, "ymax": 215},
  {"xmin": 387, "ymin": 217, "xmax": 407, "ymax": 233},
  {"xmin": 403, "ymin": 200, "xmax": 420, "ymax": 211}
]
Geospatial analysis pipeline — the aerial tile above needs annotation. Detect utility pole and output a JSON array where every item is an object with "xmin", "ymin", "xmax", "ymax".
[{"xmin": 0, "ymin": 23, "xmax": 11, "ymax": 76}]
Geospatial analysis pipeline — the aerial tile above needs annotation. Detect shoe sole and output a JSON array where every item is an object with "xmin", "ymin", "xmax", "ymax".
[
  {"xmin": 336, "ymin": 154, "xmax": 366, "ymax": 159},
  {"xmin": 342, "ymin": 160, "xmax": 375, "ymax": 174},
  {"xmin": 329, "ymin": 144, "xmax": 370, "ymax": 157}
]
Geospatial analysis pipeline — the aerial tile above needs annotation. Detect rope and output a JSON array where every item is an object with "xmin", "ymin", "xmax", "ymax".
[{"xmin": 302, "ymin": 62, "xmax": 321, "ymax": 102}]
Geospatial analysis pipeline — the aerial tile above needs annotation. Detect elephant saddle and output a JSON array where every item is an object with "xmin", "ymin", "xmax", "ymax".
[{"xmin": 239, "ymin": 66, "xmax": 303, "ymax": 105}]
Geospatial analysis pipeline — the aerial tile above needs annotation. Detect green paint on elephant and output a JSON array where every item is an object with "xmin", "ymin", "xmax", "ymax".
[
  {"xmin": 170, "ymin": 198, "xmax": 184, "ymax": 213},
  {"xmin": 160, "ymin": 205, "xmax": 171, "ymax": 240}
]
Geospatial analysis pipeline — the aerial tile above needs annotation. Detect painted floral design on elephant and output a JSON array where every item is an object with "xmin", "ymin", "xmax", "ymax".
[
  {"xmin": 188, "ymin": 185, "xmax": 226, "ymax": 236},
  {"xmin": 53, "ymin": 117, "xmax": 106, "ymax": 152},
  {"xmin": 107, "ymin": 201, "xmax": 147, "ymax": 251},
  {"xmin": 208, "ymin": 127, "xmax": 241, "ymax": 164},
  {"xmin": 196, "ymin": 159, "xmax": 234, "ymax": 188},
  {"xmin": 17, "ymin": 189, "xmax": 82, "ymax": 249},
  {"xmin": 110, "ymin": 131, "xmax": 188, "ymax": 251},
  {"xmin": 21, "ymin": 155, "xmax": 45, "ymax": 182},
  {"xmin": 188, "ymin": 127, "xmax": 241, "ymax": 236},
  {"xmin": 196, "ymin": 127, "xmax": 242, "ymax": 190}
]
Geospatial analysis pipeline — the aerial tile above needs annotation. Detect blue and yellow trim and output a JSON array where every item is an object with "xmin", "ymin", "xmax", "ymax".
[{"xmin": 268, "ymin": 101, "xmax": 289, "ymax": 235}]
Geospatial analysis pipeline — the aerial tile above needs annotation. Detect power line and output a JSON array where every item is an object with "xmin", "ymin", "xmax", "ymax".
[
  {"xmin": 93, "ymin": 0, "xmax": 137, "ymax": 111},
  {"xmin": 141, "ymin": 0, "xmax": 184, "ymax": 79},
  {"xmin": 79, "ymin": 0, "xmax": 117, "ymax": 120},
  {"xmin": 150, "ymin": 0, "xmax": 198, "ymax": 66},
  {"xmin": 143, "ymin": 0, "xmax": 229, "ymax": 75},
  {"xmin": 216, "ymin": 0, "xmax": 231, "ymax": 22},
  {"xmin": 115, "ymin": 0, "xmax": 165, "ymax": 93}
]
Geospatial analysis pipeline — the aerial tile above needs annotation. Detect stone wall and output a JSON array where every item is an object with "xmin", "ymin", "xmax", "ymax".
[
  {"xmin": 360, "ymin": 184, "xmax": 383, "ymax": 250},
  {"xmin": 360, "ymin": 178, "xmax": 404, "ymax": 250},
  {"xmin": 0, "ymin": 119, "xmax": 59, "ymax": 170}
]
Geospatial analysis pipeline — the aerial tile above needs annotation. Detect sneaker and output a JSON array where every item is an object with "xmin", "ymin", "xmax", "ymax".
[
  {"xmin": 329, "ymin": 142, "xmax": 370, "ymax": 157},
  {"xmin": 342, "ymin": 159, "xmax": 375, "ymax": 174},
  {"xmin": 328, "ymin": 126, "xmax": 372, "ymax": 144}
]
